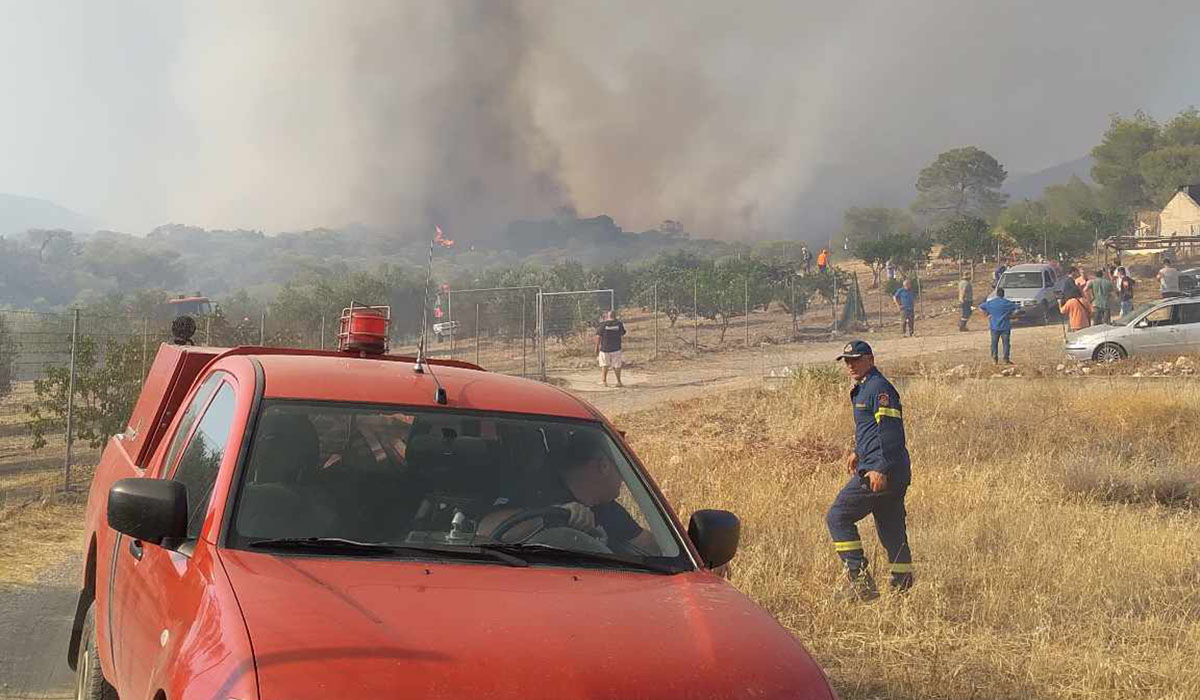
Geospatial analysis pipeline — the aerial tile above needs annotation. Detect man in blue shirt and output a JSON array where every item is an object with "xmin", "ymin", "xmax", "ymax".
[
  {"xmin": 827, "ymin": 340, "xmax": 913, "ymax": 601},
  {"xmin": 893, "ymin": 279, "xmax": 916, "ymax": 336},
  {"xmin": 978, "ymin": 287, "xmax": 1019, "ymax": 364}
]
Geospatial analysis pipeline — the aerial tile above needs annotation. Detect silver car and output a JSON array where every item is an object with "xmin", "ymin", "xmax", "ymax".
[
  {"xmin": 987, "ymin": 263, "xmax": 1060, "ymax": 325},
  {"xmin": 1064, "ymin": 295, "xmax": 1200, "ymax": 362}
]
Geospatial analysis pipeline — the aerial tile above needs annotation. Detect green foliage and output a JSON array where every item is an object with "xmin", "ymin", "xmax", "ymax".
[
  {"xmin": 936, "ymin": 217, "xmax": 996, "ymax": 265},
  {"xmin": 1090, "ymin": 111, "xmax": 1160, "ymax": 209},
  {"xmin": 1137, "ymin": 145, "xmax": 1200, "ymax": 206},
  {"xmin": 1039, "ymin": 177, "xmax": 1102, "ymax": 224},
  {"xmin": 691, "ymin": 258, "xmax": 774, "ymax": 343},
  {"xmin": 1001, "ymin": 219, "xmax": 1095, "ymax": 261},
  {"xmin": 912, "ymin": 147, "xmax": 1008, "ymax": 223},
  {"xmin": 842, "ymin": 207, "xmax": 917, "ymax": 243},
  {"xmin": 25, "ymin": 335, "xmax": 144, "ymax": 451},
  {"xmin": 1160, "ymin": 107, "xmax": 1200, "ymax": 148},
  {"xmin": 632, "ymin": 252, "xmax": 704, "ymax": 327},
  {"xmin": 0, "ymin": 315, "xmax": 16, "ymax": 399},
  {"xmin": 268, "ymin": 265, "xmax": 425, "ymax": 346}
]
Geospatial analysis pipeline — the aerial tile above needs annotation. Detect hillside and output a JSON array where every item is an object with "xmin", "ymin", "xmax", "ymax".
[
  {"xmin": 0, "ymin": 193, "xmax": 94, "ymax": 237},
  {"xmin": 1004, "ymin": 155, "xmax": 1094, "ymax": 201}
]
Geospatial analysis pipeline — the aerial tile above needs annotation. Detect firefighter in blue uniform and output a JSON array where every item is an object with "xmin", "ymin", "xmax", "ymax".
[{"xmin": 827, "ymin": 340, "xmax": 913, "ymax": 600}]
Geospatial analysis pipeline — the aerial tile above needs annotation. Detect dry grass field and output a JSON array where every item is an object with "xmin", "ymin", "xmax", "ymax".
[{"xmin": 625, "ymin": 369, "xmax": 1200, "ymax": 700}]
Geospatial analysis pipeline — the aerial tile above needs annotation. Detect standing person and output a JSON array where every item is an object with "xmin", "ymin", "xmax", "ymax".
[
  {"xmin": 1076, "ymin": 269, "xmax": 1092, "ymax": 302},
  {"xmin": 885, "ymin": 258, "xmax": 896, "ymax": 282},
  {"xmin": 894, "ymin": 279, "xmax": 916, "ymax": 337},
  {"xmin": 978, "ymin": 288, "xmax": 1019, "ymax": 364},
  {"xmin": 595, "ymin": 310, "xmax": 627, "ymax": 388},
  {"xmin": 1059, "ymin": 295, "xmax": 1093, "ymax": 332},
  {"xmin": 817, "ymin": 248, "xmax": 830, "ymax": 274},
  {"xmin": 957, "ymin": 272, "xmax": 974, "ymax": 332},
  {"xmin": 1086, "ymin": 268, "xmax": 1115, "ymax": 325},
  {"xmin": 1058, "ymin": 266, "xmax": 1083, "ymax": 302},
  {"xmin": 1116, "ymin": 267, "xmax": 1136, "ymax": 317},
  {"xmin": 993, "ymin": 261, "xmax": 1007, "ymax": 288},
  {"xmin": 800, "ymin": 245, "xmax": 813, "ymax": 275},
  {"xmin": 827, "ymin": 340, "xmax": 913, "ymax": 601},
  {"xmin": 1158, "ymin": 259, "xmax": 1181, "ymax": 298}
]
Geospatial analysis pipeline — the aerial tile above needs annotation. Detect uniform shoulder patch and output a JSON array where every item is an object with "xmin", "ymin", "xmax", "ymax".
[{"xmin": 877, "ymin": 392, "xmax": 890, "ymax": 407}]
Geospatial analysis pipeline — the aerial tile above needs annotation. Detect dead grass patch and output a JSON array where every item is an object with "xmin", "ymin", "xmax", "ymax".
[{"xmin": 621, "ymin": 375, "xmax": 1200, "ymax": 700}]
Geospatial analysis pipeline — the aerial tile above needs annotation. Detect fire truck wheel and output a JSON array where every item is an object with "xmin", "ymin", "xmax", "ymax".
[{"xmin": 75, "ymin": 602, "xmax": 118, "ymax": 700}]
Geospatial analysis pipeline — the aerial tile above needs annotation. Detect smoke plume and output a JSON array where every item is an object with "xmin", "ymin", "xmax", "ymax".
[{"xmin": 3, "ymin": 1, "xmax": 1198, "ymax": 239}]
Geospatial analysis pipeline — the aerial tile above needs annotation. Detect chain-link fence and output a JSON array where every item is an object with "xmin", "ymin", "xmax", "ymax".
[
  {"xmin": 440, "ymin": 286, "xmax": 541, "ymax": 377},
  {"xmin": 0, "ymin": 310, "xmax": 175, "ymax": 505},
  {"xmin": 538, "ymin": 289, "xmax": 614, "ymax": 378}
]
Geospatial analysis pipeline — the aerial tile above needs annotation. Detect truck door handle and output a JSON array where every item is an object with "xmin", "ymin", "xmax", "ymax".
[{"xmin": 128, "ymin": 539, "xmax": 144, "ymax": 561}]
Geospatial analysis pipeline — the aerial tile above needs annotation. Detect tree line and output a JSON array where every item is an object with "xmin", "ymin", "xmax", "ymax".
[{"xmin": 838, "ymin": 109, "xmax": 1200, "ymax": 280}]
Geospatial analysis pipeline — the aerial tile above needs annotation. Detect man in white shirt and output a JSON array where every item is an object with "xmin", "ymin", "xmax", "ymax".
[{"xmin": 1158, "ymin": 259, "xmax": 1181, "ymax": 299}]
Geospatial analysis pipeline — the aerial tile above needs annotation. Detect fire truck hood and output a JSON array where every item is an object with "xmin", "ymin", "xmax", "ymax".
[{"xmin": 219, "ymin": 550, "xmax": 833, "ymax": 700}]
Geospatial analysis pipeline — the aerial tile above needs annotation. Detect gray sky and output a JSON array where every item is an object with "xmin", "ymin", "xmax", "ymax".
[{"xmin": 0, "ymin": 1, "xmax": 1196, "ymax": 239}]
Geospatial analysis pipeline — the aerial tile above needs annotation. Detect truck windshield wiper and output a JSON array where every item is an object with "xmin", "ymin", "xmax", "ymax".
[
  {"xmin": 246, "ymin": 537, "xmax": 528, "ymax": 567},
  {"xmin": 477, "ymin": 542, "xmax": 683, "ymax": 574}
]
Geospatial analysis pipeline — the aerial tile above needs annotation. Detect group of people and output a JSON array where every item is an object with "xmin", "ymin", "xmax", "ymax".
[{"xmin": 798, "ymin": 245, "xmax": 831, "ymax": 275}]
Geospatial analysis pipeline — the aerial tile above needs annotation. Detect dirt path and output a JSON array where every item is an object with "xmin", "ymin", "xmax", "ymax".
[
  {"xmin": 567, "ymin": 324, "xmax": 1065, "ymax": 417},
  {"xmin": 0, "ymin": 556, "xmax": 78, "ymax": 699}
]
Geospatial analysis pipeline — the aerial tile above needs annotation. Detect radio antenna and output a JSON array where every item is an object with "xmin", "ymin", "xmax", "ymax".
[{"xmin": 415, "ymin": 226, "xmax": 451, "ymax": 405}]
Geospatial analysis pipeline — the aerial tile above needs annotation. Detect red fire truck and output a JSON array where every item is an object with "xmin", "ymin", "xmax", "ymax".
[{"xmin": 67, "ymin": 305, "xmax": 837, "ymax": 700}]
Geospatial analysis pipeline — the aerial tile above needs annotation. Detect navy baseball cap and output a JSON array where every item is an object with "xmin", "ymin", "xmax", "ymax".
[{"xmin": 835, "ymin": 339, "xmax": 873, "ymax": 360}]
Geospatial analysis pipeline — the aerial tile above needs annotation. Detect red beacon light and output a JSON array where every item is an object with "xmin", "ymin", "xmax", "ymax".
[{"xmin": 337, "ymin": 304, "xmax": 391, "ymax": 355}]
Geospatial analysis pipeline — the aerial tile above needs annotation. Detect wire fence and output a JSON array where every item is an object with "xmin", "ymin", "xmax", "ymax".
[
  {"xmin": 0, "ymin": 310, "xmax": 175, "ymax": 505},
  {"xmin": 0, "ymin": 264, "xmax": 962, "ymax": 503}
]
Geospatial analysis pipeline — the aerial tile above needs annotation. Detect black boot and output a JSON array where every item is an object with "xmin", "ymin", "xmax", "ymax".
[{"xmin": 834, "ymin": 571, "xmax": 880, "ymax": 602}]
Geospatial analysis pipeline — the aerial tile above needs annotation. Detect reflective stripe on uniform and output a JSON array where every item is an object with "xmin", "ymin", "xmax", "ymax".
[
  {"xmin": 874, "ymin": 407, "xmax": 902, "ymax": 422},
  {"xmin": 833, "ymin": 540, "xmax": 863, "ymax": 552},
  {"xmin": 890, "ymin": 562, "xmax": 914, "ymax": 573}
]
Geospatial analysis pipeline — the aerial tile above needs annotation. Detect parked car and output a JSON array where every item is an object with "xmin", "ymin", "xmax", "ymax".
[
  {"xmin": 1064, "ymin": 294, "xmax": 1200, "ymax": 362},
  {"xmin": 433, "ymin": 319, "xmax": 460, "ymax": 340},
  {"xmin": 1179, "ymin": 267, "xmax": 1200, "ymax": 293},
  {"xmin": 68, "ymin": 307, "xmax": 838, "ymax": 700},
  {"xmin": 986, "ymin": 263, "xmax": 1060, "ymax": 324}
]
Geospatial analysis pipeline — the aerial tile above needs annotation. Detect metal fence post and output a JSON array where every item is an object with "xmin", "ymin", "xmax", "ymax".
[
  {"xmin": 693, "ymin": 278, "xmax": 699, "ymax": 353},
  {"xmin": 63, "ymin": 308, "xmax": 80, "ymax": 492},
  {"xmin": 744, "ymin": 276, "xmax": 750, "ymax": 348},
  {"xmin": 652, "ymin": 283, "xmax": 658, "ymax": 359},
  {"xmin": 475, "ymin": 303, "xmax": 481, "ymax": 366},
  {"xmin": 259, "ymin": 311, "xmax": 266, "ymax": 345},
  {"xmin": 537, "ymin": 292, "xmax": 546, "ymax": 380},
  {"xmin": 521, "ymin": 293, "xmax": 527, "ymax": 377},
  {"xmin": 205, "ymin": 315, "xmax": 212, "ymax": 345},
  {"xmin": 319, "ymin": 314, "xmax": 326, "ymax": 350},
  {"xmin": 790, "ymin": 276, "xmax": 797, "ymax": 338}
]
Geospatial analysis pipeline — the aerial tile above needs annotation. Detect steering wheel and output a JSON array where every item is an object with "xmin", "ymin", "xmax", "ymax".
[{"xmin": 489, "ymin": 506, "xmax": 571, "ymax": 542}]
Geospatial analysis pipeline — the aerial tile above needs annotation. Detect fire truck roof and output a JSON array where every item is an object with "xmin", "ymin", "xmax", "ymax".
[{"xmin": 253, "ymin": 353, "xmax": 597, "ymax": 420}]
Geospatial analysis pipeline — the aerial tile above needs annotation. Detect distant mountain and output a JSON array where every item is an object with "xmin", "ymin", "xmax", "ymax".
[
  {"xmin": 0, "ymin": 193, "xmax": 95, "ymax": 236},
  {"xmin": 1004, "ymin": 156, "xmax": 1094, "ymax": 201}
]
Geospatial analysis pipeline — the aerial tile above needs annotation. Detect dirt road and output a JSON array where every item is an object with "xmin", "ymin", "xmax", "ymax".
[
  {"xmin": 0, "ymin": 322, "xmax": 1065, "ymax": 698},
  {"xmin": 570, "ymin": 324, "xmax": 1065, "ymax": 416},
  {"xmin": 0, "ymin": 557, "xmax": 77, "ymax": 699}
]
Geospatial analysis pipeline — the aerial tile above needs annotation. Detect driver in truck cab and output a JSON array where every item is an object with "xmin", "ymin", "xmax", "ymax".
[{"xmin": 480, "ymin": 431, "xmax": 661, "ymax": 554}]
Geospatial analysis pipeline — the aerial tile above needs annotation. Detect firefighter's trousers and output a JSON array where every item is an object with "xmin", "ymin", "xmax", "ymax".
[{"xmin": 826, "ymin": 476, "xmax": 913, "ymax": 589}]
